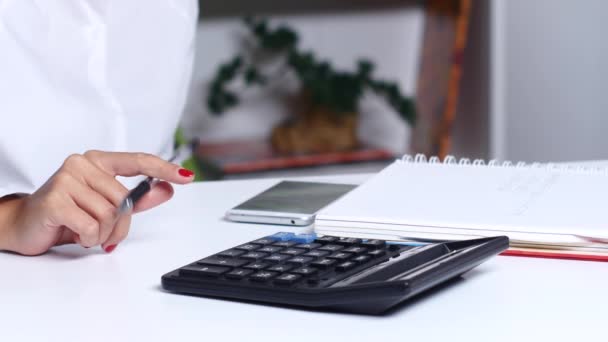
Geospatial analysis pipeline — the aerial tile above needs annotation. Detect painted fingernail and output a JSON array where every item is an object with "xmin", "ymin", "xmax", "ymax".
[
  {"xmin": 104, "ymin": 244, "xmax": 117, "ymax": 253},
  {"xmin": 178, "ymin": 168, "xmax": 194, "ymax": 177}
]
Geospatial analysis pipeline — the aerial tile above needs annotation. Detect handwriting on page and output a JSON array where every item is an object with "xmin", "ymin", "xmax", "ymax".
[{"xmin": 497, "ymin": 173, "xmax": 559, "ymax": 216}]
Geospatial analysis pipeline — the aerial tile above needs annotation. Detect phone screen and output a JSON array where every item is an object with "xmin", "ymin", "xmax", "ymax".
[{"xmin": 233, "ymin": 181, "xmax": 356, "ymax": 214}]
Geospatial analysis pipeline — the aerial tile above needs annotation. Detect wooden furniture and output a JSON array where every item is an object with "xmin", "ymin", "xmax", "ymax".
[{"xmin": 412, "ymin": 0, "xmax": 472, "ymax": 158}]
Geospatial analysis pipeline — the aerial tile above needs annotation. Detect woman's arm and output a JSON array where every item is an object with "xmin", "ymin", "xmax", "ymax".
[{"xmin": 0, "ymin": 151, "xmax": 194, "ymax": 255}]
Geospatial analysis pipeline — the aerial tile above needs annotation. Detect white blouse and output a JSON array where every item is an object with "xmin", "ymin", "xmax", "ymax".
[{"xmin": 0, "ymin": 0, "xmax": 197, "ymax": 197}]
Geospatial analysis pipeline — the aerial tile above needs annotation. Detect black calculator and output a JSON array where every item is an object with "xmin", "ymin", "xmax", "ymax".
[{"xmin": 162, "ymin": 232, "xmax": 508, "ymax": 314}]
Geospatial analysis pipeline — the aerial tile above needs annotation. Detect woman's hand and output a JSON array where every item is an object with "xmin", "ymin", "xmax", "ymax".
[{"xmin": 0, "ymin": 151, "xmax": 194, "ymax": 256}]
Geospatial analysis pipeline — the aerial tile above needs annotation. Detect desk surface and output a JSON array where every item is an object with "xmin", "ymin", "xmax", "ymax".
[{"xmin": 1, "ymin": 173, "xmax": 607, "ymax": 342}]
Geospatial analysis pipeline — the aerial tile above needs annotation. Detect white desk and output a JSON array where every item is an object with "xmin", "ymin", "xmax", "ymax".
[{"xmin": 1, "ymin": 173, "xmax": 607, "ymax": 342}]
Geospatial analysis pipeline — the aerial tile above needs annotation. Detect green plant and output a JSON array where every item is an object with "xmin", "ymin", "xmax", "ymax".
[{"xmin": 207, "ymin": 16, "xmax": 416, "ymax": 125}]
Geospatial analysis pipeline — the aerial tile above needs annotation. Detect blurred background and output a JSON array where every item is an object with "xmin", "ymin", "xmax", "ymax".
[{"xmin": 179, "ymin": 0, "xmax": 608, "ymax": 180}]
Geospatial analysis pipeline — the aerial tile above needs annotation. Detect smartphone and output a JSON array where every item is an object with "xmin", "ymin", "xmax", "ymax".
[{"xmin": 225, "ymin": 181, "xmax": 356, "ymax": 226}]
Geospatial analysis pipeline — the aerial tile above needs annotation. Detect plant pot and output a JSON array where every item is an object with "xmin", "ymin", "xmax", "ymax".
[{"xmin": 270, "ymin": 106, "xmax": 359, "ymax": 154}]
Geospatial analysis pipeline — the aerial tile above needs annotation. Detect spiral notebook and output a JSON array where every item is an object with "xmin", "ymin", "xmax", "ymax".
[{"xmin": 315, "ymin": 155, "xmax": 608, "ymax": 261}]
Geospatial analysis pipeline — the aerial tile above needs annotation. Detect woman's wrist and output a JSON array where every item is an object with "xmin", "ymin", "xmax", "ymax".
[{"xmin": 0, "ymin": 194, "xmax": 26, "ymax": 252}]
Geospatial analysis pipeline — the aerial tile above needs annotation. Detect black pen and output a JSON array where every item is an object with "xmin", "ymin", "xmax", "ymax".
[
  {"xmin": 114, "ymin": 154, "xmax": 177, "ymax": 221},
  {"xmin": 115, "ymin": 176, "xmax": 154, "ymax": 217}
]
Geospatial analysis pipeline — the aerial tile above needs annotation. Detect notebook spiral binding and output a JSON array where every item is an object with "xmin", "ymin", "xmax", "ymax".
[{"xmin": 398, "ymin": 154, "xmax": 608, "ymax": 175}]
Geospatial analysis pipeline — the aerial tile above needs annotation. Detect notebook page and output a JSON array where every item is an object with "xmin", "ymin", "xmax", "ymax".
[{"xmin": 316, "ymin": 160, "xmax": 608, "ymax": 239}]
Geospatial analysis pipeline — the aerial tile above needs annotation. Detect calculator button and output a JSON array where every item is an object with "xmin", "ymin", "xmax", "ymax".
[
  {"xmin": 367, "ymin": 249, "xmax": 386, "ymax": 258},
  {"xmin": 236, "ymin": 244, "xmax": 261, "ymax": 251},
  {"xmin": 292, "ymin": 233, "xmax": 317, "ymax": 243},
  {"xmin": 198, "ymin": 257, "xmax": 248, "ymax": 268},
  {"xmin": 241, "ymin": 252, "xmax": 269, "ymax": 260},
  {"xmin": 258, "ymin": 246, "xmax": 283, "ymax": 253},
  {"xmin": 337, "ymin": 237, "xmax": 362, "ymax": 245},
  {"xmin": 310, "ymin": 258, "xmax": 336, "ymax": 269},
  {"xmin": 251, "ymin": 238, "xmax": 275, "ymax": 245},
  {"xmin": 225, "ymin": 268, "xmax": 254, "ymax": 280},
  {"xmin": 343, "ymin": 246, "xmax": 368, "ymax": 255},
  {"xmin": 306, "ymin": 277, "xmax": 320, "ymax": 285},
  {"xmin": 295, "ymin": 243, "xmax": 321, "ymax": 250},
  {"xmin": 217, "ymin": 249, "xmax": 246, "ymax": 258},
  {"xmin": 263, "ymin": 254, "xmax": 291, "ymax": 264},
  {"xmin": 327, "ymin": 252, "xmax": 352, "ymax": 260},
  {"xmin": 286, "ymin": 256, "xmax": 314, "ymax": 266},
  {"xmin": 280, "ymin": 248, "xmax": 306, "ymax": 256},
  {"xmin": 316, "ymin": 236, "xmax": 339, "ymax": 243},
  {"xmin": 274, "ymin": 273, "xmax": 302, "ymax": 285},
  {"xmin": 244, "ymin": 262, "xmax": 269, "ymax": 270},
  {"xmin": 318, "ymin": 244, "xmax": 343, "ymax": 252},
  {"xmin": 180, "ymin": 265, "xmax": 231, "ymax": 277},
  {"xmin": 273, "ymin": 241, "xmax": 298, "ymax": 248},
  {"xmin": 388, "ymin": 244, "xmax": 401, "ymax": 251},
  {"xmin": 361, "ymin": 239, "xmax": 386, "ymax": 248},
  {"xmin": 249, "ymin": 271, "xmax": 278, "ymax": 282},
  {"xmin": 335, "ymin": 261, "xmax": 357, "ymax": 272},
  {"xmin": 268, "ymin": 232, "xmax": 296, "ymax": 241},
  {"xmin": 303, "ymin": 250, "xmax": 330, "ymax": 258},
  {"xmin": 292, "ymin": 267, "xmax": 318, "ymax": 276},
  {"xmin": 267, "ymin": 264, "xmax": 293, "ymax": 273},
  {"xmin": 353, "ymin": 255, "xmax": 372, "ymax": 264}
]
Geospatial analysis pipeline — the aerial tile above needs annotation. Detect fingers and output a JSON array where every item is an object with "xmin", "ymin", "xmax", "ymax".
[
  {"xmin": 50, "ymin": 150, "xmax": 191, "ymax": 251},
  {"xmin": 55, "ymin": 229, "xmax": 77, "ymax": 246},
  {"xmin": 69, "ymin": 181, "xmax": 174, "ymax": 249},
  {"xmin": 83, "ymin": 150, "xmax": 194, "ymax": 184},
  {"xmin": 98, "ymin": 182, "xmax": 174, "ymax": 251},
  {"xmin": 101, "ymin": 214, "xmax": 131, "ymax": 252},
  {"xmin": 133, "ymin": 181, "xmax": 174, "ymax": 213},
  {"xmin": 49, "ymin": 157, "xmax": 125, "ymax": 249},
  {"xmin": 65, "ymin": 178, "xmax": 117, "ymax": 245},
  {"xmin": 66, "ymin": 155, "xmax": 129, "ymax": 207},
  {"xmin": 56, "ymin": 203, "xmax": 99, "ymax": 247}
]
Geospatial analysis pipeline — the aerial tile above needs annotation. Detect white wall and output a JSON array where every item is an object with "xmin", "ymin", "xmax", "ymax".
[
  {"xmin": 492, "ymin": 0, "xmax": 608, "ymax": 163},
  {"xmin": 181, "ymin": 8, "xmax": 424, "ymax": 154}
]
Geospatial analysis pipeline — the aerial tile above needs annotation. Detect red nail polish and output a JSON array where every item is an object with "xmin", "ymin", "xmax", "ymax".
[
  {"xmin": 104, "ymin": 244, "xmax": 117, "ymax": 253},
  {"xmin": 178, "ymin": 168, "xmax": 194, "ymax": 177}
]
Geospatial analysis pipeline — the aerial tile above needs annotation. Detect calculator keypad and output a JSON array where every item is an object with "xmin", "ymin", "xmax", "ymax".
[
  {"xmin": 164, "ymin": 230, "xmax": 509, "ymax": 315},
  {"xmin": 179, "ymin": 232, "xmax": 411, "ymax": 289}
]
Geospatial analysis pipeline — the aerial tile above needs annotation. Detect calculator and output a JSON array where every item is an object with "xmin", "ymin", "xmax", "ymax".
[{"xmin": 161, "ymin": 232, "xmax": 508, "ymax": 314}]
